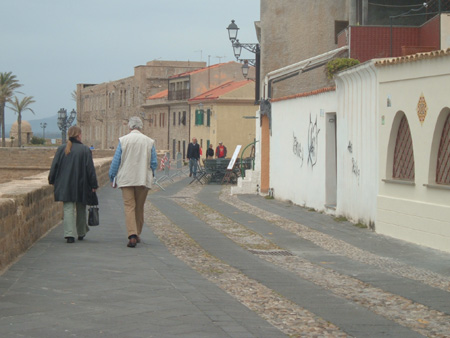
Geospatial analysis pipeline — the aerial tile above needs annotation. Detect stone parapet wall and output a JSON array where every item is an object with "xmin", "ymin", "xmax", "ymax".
[
  {"xmin": 91, "ymin": 149, "xmax": 115, "ymax": 159},
  {"xmin": 0, "ymin": 157, "xmax": 112, "ymax": 273},
  {"xmin": 0, "ymin": 148, "xmax": 115, "ymax": 184},
  {"xmin": 0, "ymin": 148, "xmax": 57, "ymax": 168},
  {"xmin": 0, "ymin": 169, "xmax": 49, "ymax": 184}
]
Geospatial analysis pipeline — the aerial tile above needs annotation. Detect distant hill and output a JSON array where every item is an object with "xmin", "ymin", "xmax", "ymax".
[{"xmin": 4, "ymin": 115, "xmax": 77, "ymax": 139}]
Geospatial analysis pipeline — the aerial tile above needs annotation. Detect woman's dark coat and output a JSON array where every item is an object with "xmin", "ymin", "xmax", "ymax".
[{"xmin": 48, "ymin": 141, "xmax": 98, "ymax": 205}]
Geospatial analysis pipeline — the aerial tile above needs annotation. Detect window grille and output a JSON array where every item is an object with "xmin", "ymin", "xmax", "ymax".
[
  {"xmin": 393, "ymin": 115, "xmax": 415, "ymax": 180},
  {"xmin": 436, "ymin": 114, "xmax": 450, "ymax": 184}
]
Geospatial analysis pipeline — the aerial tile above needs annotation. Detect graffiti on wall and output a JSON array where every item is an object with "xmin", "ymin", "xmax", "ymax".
[
  {"xmin": 352, "ymin": 157, "xmax": 360, "ymax": 185},
  {"xmin": 292, "ymin": 133, "xmax": 304, "ymax": 167},
  {"xmin": 307, "ymin": 114, "xmax": 320, "ymax": 168}
]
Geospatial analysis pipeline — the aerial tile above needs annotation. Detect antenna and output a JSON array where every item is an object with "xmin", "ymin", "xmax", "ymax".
[
  {"xmin": 215, "ymin": 55, "xmax": 226, "ymax": 63},
  {"xmin": 194, "ymin": 50, "xmax": 203, "ymax": 61}
]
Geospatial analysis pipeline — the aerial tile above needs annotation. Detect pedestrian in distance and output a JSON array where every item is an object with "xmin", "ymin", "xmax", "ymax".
[
  {"xmin": 206, "ymin": 144, "xmax": 214, "ymax": 159},
  {"xmin": 109, "ymin": 116, "xmax": 158, "ymax": 248},
  {"xmin": 187, "ymin": 137, "xmax": 200, "ymax": 177},
  {"xmin": 48, "ymin": 126, "xmax": 98, "ymax": 243},
  {"xmin": 215, "ymin": 141, "xmax": 227, "ymax": 158}
]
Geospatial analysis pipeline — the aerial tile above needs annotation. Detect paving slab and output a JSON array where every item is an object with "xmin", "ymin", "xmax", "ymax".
[{"xmin": 1, "ymin": 177, "xmax": 450, "ymax": 337}]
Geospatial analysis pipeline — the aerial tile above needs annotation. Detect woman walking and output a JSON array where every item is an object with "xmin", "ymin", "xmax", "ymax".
[{"xmin": 49, "ymin": 126, "xmax": 98, "ymax": 243}]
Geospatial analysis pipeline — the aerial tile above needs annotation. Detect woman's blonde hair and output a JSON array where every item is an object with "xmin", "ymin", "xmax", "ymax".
[{"xmin": 65, "ymin": 126, "xmax": 82, "ymax": 155}]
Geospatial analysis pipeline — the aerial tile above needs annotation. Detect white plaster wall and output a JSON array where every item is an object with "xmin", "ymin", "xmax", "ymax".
[
  {"xmin": 376, "ymin": 54, "xmax": 450, "ymax": 253},
  {"xmin": 254, "ymin": 109, "xmax": 262, "ymax": 174},
  {"xmin": 335, "ymin": 62, "xmax": 379, "ymax": 226},
  {"xmin": 270, "ymin": 91, "xmax": 337, "ymax": 210}
]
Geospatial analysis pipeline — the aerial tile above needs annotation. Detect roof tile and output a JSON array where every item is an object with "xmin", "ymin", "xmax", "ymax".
[
  {"xmin": 189, "ymin": 80, "xmax": 254, "ymax": 102},
  {"xmin": 375, "ymin": 48, "xmax": 450, "ymax": 66},
  {"xmin": 147, "ymin": 89, "xmax": 168, "ymax": 100}
]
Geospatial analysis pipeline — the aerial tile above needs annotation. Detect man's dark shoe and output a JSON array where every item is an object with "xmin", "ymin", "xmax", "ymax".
[
  {"xmin": 78, "ymin": 236, "xmax": 85, "ymax": 241},
  {"xmin": 189, "ymin": 173, "xmax": 192, "ymax": 177},
  {"xmin": 127, "ymin": 235, "xmax": 137, "ymax": 248},
  {"xmin": 66, "ymin": 237, "xmax": 75, "ymax": 243}
]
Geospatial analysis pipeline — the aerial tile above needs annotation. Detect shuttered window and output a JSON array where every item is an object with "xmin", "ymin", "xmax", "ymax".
[
  {"xmin": 393, "ymin": 115, "xmax": 415, "ymax": 180},
  {"xmin": 436, "ymin": 114, "xmax": 450, "ymax": 184},
  {"xmin": 195, "ymin": 109, "xmax": 204, "ymax": 125}
]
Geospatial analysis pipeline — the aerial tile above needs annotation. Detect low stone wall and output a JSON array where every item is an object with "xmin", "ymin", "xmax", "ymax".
[
  {"xmin": 0, "ymin": 148, "xmax": 57, "ymax": 167},
  {"xmin": 0, "ymin": 157, "xmax": 112, "ymax": 273},
  {"xmin": 0, "ymin": 148, "xmax": 115, "ymax": 184}
]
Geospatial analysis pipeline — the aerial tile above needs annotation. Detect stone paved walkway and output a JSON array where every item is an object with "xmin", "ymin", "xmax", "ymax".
[{"xmin": 1, "ymin": 176, "xmax": 450, "ymax": 337}]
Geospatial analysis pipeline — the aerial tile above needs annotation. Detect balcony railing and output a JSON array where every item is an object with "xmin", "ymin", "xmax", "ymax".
[{"xmin": 168, "ymin": 89, "xmax": 189, "ymax": 101}]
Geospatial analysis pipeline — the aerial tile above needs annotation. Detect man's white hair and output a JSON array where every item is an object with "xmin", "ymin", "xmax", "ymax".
[{"xmin": 128, "ymin": 116, "xmax": 144, "ymax": 130}]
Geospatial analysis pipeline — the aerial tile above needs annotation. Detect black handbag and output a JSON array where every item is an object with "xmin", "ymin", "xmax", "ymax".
[{"xmin": 88, "ymin": 206, "xmax": 99, "ymax": 226}]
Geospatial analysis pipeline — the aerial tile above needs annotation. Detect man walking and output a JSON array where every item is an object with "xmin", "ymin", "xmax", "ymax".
[
  {"xmin": 187, "ymin": 137, "xmax": 200, "ymax": 177},
  {"xmin": 109, "ymin": 116, "xmax": 158, "ymax": 248}
]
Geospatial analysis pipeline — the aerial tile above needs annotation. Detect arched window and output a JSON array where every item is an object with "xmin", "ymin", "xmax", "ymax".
[
  {"xmin": 436, "ymin": 114, "xmax": 450, "ymax": 184},
  {"xmin": 393, "ymin": 115, "xmax": 415, "ymax": 180}
]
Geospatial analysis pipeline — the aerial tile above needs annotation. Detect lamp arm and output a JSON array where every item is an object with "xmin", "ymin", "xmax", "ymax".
[
  {"xmin": 237, "ymin": 43, "xmax": 260, "ymax": 54},
  {"xmin": 67, "ymin": 115, "xmax": 76, "ymax": 126},
  {"xmin": 238, "ymin": 58, "xmax": 256, "ymax": 66}
]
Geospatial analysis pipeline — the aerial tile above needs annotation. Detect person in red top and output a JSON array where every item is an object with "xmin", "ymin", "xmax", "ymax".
[{"xmin": 215, "ymin": 142, "xmax": 227, "ymax": 158}]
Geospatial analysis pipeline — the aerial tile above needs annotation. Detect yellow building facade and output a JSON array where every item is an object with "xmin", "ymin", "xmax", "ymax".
[{"xmin": 189, "ymin": 80, "xmax": 257, "ymax": 160}]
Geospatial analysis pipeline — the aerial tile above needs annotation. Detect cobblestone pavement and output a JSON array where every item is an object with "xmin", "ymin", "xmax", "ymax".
[
  {"xmin": 2, "ymin": 175, "xmax": 450, "ymax": 337},
  {"xmin": 146, "ymin": 181, "xmax": 450, "ymax": 338}
]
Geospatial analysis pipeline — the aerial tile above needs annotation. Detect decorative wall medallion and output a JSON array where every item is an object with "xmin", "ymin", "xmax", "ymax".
[{"xmin": 417, "ymin": 93, "xmax": 428, "ymax": 125}]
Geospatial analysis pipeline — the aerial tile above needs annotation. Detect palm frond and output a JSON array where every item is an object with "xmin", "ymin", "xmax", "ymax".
[
  {"xmin": 8, "ymin": 95, "xmax": 35, "ymax": 115},
  {"xmin": 0, "ymin": 72, "xmax": 22, "ymax": 103}
]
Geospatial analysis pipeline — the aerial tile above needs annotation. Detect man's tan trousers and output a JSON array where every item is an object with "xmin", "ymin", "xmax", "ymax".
[{"xmin": 121, "ymin": 186, "xmax": 149, "ymax": 238}]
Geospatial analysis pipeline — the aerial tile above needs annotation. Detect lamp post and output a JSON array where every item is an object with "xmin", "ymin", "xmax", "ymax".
[
  {"xmin": 389, "ymin": 2, "xmax": 429, "ymax": 57},
  {"xmin": 241, "ymin": 60, "xmax": 250, "ymax": 78},
  {"xmin": 40, "ymin": 122, "xmax": 47, "ymax": 139},
  {"xmin": 227, "ymin": 20, "xmax": 260, "ymax": 103},
  {"xmin": 57, "ymin": 108, "xmax": 77, "ymax": 143}
]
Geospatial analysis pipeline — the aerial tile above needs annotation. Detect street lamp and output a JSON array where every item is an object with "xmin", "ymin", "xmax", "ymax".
[
  {"xmin": 241, "ymin": 60, "xmax": 250, "ymax": 78},
  {"xmin": 40, "ymin": 122, "xmax": 47, "ymax": 139},
  {"xmin": 227, "ymin": 19, "xmax": 239, "ymax": 43},
  {"xmin": 226, "ymin": 20, "xmax": 260, "ymax": 103},
  {"xmin": 57, "ymin": 108, "xmax": 77, "ymax": 143}
]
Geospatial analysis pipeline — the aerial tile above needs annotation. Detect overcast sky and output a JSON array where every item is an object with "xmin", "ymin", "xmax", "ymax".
[{"xmin": 1, "ymin": 0, "xmax": 260, "ymax": 125}]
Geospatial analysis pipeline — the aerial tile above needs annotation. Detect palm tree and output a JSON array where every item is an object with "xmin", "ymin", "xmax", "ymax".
[
  {"xmin": 9, "ymin": 96, "xmax": 35, "ymax": 147},
  {"xmin": 0, "ymin": 72, "xmax": 22, "ymax": 147}
]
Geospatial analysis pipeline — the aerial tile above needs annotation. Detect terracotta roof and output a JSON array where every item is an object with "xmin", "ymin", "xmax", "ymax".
[
  {"xmin": 188, "ymin": 80, "xmax": 254, "ymax": 102},
  {"xmin": 271, "ymin": 87, "xmax": 336, "ymax": 103},
  {"xmin": 147, "ymin": 89, "xmax": 168, "ymax": 100},
  {"xmin": 374, "ymin": 48, "xmax": 450, "ymax": 67},
  {"xmin": 169, "ymin": 61, "xmax": 234, "ymax": 79}
]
